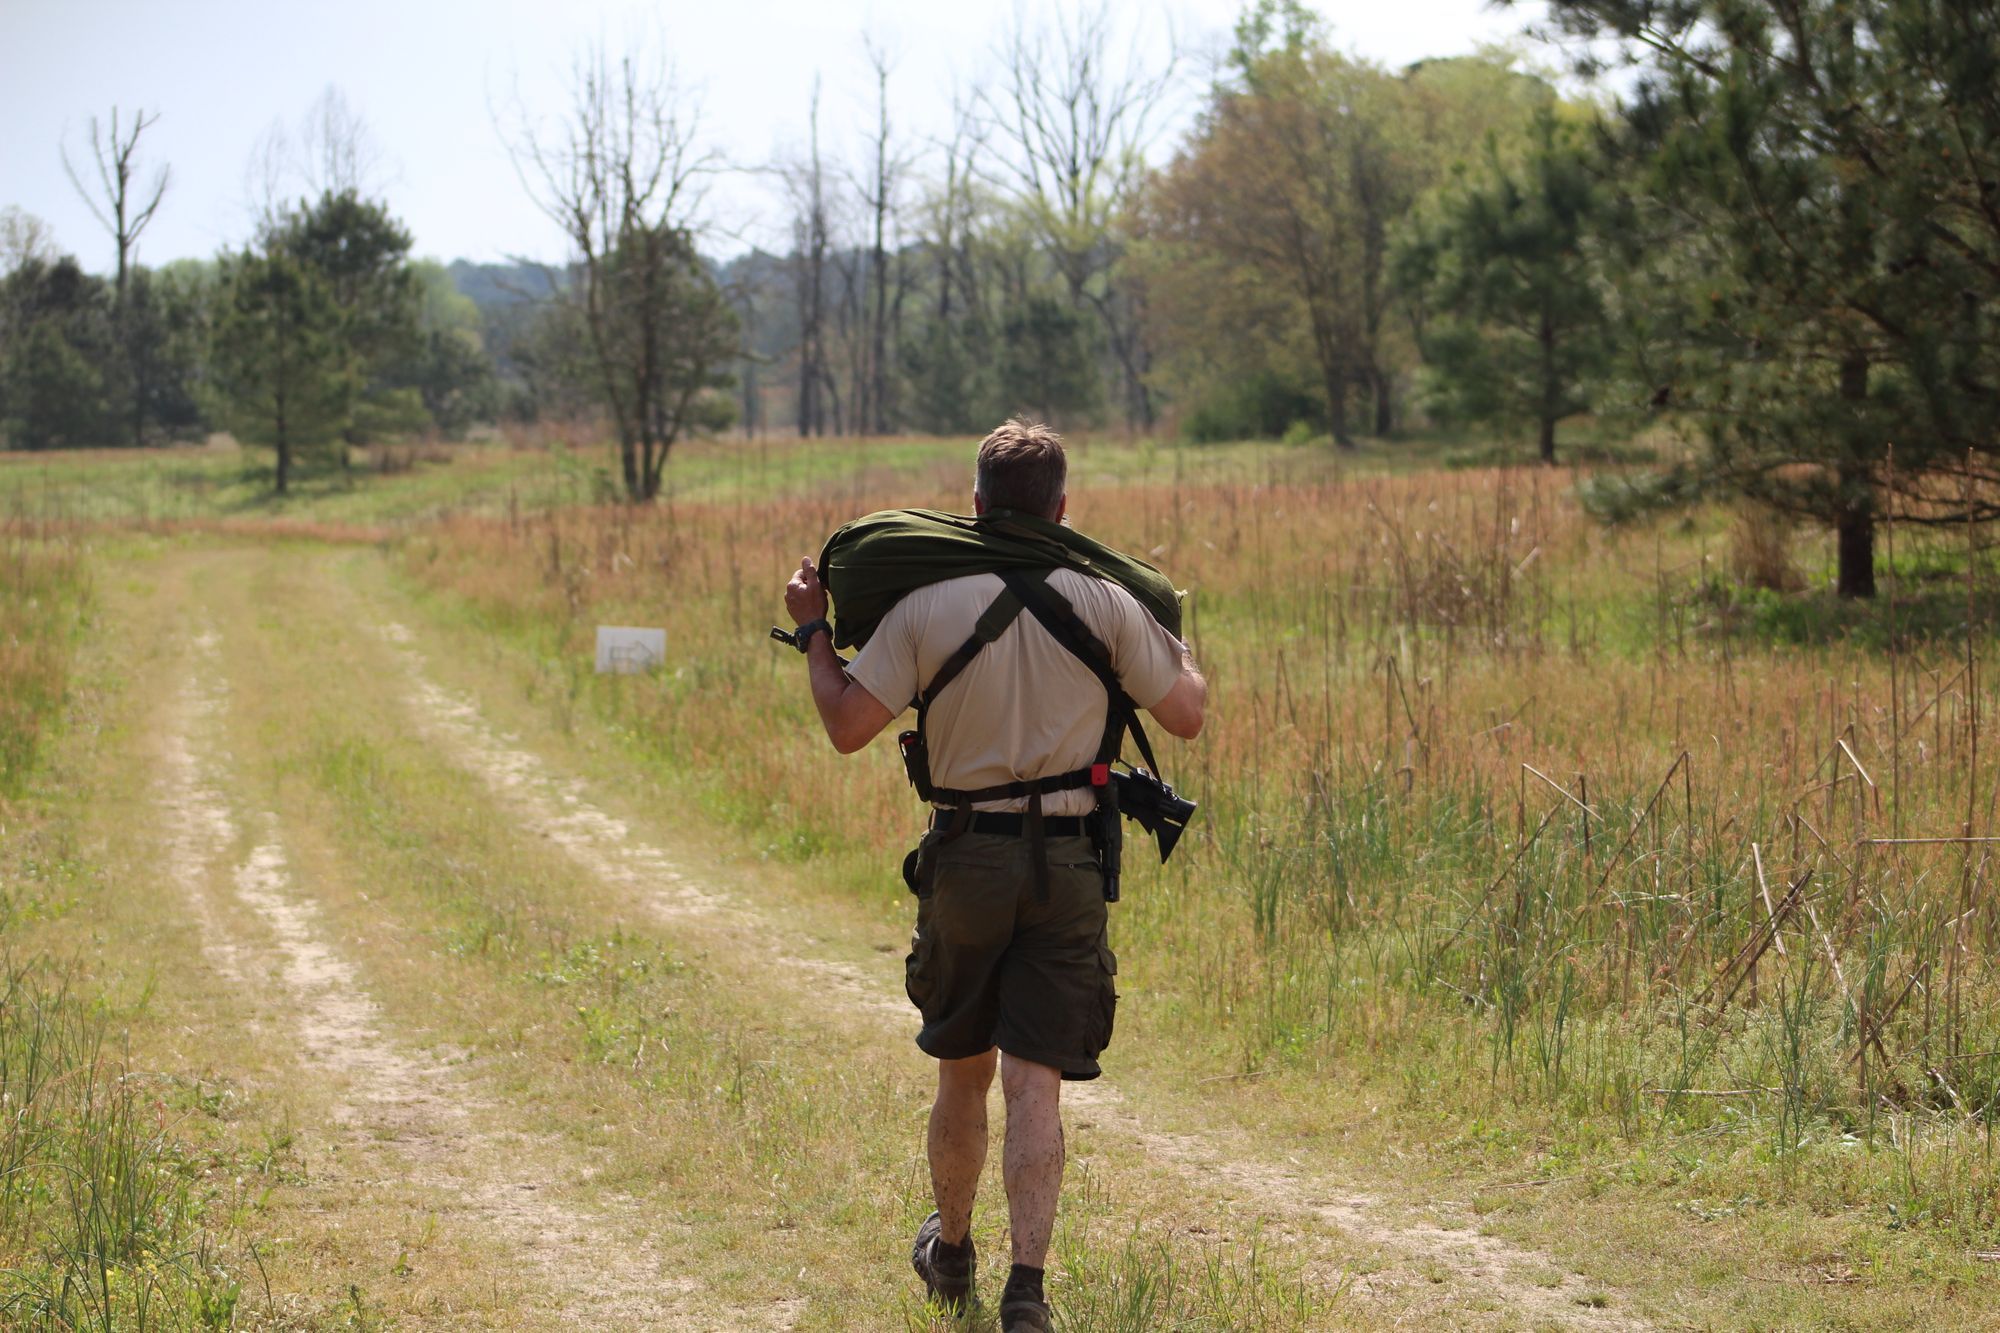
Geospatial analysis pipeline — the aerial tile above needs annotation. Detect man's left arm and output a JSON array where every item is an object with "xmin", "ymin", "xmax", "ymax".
[{"xmin": 786, "ymin": 557, "xmax": 894, "ymax": 754}]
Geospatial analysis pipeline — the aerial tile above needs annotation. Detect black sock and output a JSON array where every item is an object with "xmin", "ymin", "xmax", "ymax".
[
  {"xmin": 933, "ymin": 1232, "xmax": 973, "ymax": 1263},
  {"xmin": 1004, "ymin": 1263, "xmax": 1045, "ymax": 1302}
]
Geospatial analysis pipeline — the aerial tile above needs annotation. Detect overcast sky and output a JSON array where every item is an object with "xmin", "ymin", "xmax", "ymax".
[{"xmin": 2, "ymin": 0, "xmax": 1552, "ymax": 272}]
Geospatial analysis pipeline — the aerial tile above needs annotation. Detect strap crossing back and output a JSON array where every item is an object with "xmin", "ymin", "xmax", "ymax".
[
  {"xmin": 906, "ymin": 568, "xmax": 1167, "ymax": 900},
  {"xmin": 997, "ymin": 570, "xmax": 1162, "ymax": 778}
]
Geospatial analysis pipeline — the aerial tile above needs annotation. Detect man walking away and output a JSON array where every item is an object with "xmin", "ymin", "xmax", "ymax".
[{"xmin": 781, "ymin": 419, "xmax": 1206, "ymax": 1329}]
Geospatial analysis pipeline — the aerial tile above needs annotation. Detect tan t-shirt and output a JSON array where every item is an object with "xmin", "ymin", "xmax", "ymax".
[{"xmin": 847, "ymin": 569, "xmax": 1187, "ymax": 815}]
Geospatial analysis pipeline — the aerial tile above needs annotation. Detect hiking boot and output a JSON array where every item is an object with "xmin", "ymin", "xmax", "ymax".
[
  {"xmin": 999, "ymin": 1292, "xmax": 1052, "ymax": 1332},
  {"xmin": 910, "ymin": 1211, "xmax": 975, "ymax": 1311}
]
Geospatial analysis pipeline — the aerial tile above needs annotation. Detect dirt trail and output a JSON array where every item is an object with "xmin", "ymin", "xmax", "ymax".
[
  {"xmin": 389, "ymin": 624, "xmax": 904, "ymax": 1028},
  {"xmin": 157, "ymin": 635, "xmax": 251, "ymax": 990},
  {"xmin": 155, "ymin": 622, "xmax": 763, "ymax": 1330},
  {"xmin": 380, "ymin": 622, "xmax": 1648, "ymax": 1329},
  {"xmin": 1066, "ymin": 1080, "xmax": 1642, "ymax": 1329}
]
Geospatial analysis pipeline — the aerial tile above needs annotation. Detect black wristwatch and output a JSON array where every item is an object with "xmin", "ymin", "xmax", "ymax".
[{"xmin": 790, "ymin": 618, "xmax": 832, "ymax": 653}]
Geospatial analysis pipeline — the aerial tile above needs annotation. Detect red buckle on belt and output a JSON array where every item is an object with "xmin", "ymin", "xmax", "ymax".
[{"xmin": 1090, "ymin": 763, "xmax": 1110, "ymax": 787}]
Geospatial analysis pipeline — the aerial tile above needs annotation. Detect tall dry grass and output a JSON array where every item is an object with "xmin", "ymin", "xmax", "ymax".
[
  {"xmin": 401, "ymin": 459, "xmax": 2000, "ymax": 1231},
  {"xmin": 0, "ymin": 523, "xmax": 88, "ymax": 800}
]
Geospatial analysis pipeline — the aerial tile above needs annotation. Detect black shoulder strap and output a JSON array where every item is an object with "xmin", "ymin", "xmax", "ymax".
[
  {"xmin": 998, "ymin": 569, "xmax": 1164, "ymax": 777},
  {"xmin": 913, "ymin": 577, "xmax": 1035, "ymax": 711}
]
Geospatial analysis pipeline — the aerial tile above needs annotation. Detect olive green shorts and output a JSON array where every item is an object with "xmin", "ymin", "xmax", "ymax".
[{"xmin": 903, "ymin": 828, "xmax": 1118, "ymax": 1080}]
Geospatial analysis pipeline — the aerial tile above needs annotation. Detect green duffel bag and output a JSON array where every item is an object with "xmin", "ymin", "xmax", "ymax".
[{"xmin": 816, "ymin": 507, "xmax": 1184, "ymax": 652}]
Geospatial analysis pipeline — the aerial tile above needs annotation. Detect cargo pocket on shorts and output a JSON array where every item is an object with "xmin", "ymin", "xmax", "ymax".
[
  {"xmin": 904, "ymin": 939, "xmax": 934, "ymax": 1013},
  {"xmin": 1091, "ymin": 942, "xmax": 1119, "ymax": 1052},
  {"xmin": 904, "ymin": 901, "xmax": 937, "ymax": 1013}
]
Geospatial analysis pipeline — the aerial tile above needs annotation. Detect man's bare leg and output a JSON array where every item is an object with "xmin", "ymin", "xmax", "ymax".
[
  {"xmin": 1000, "ymin": 1053, "xmax": 1064, "ymax": 1266},
  {"xmin": 929, "ymin": 1049, "xmax": 997, "ymax": 1244}
]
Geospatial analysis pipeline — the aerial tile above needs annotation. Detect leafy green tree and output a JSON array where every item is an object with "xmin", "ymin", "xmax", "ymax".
[
  {"xmin": 125, "ymin": 263, "xmax": 213, "ymax": 442},
  {"xmin": 1146, "ymin": 32, "xmax": 1384, "ymax": 445},
  {"xmin": 1146, "ymin": 5, "xmax": 1550, "ymax": 445},
  {"xmin": 407, "ymin": 261, "xmax": 498, "ymax": 435},
  {"xmin": 2, "ymin": 324, "xmax": 105, "ymax": 451},
  {"xmin": 411, "ymin": 329, "xmax": 497, "ymax": 437},
  {"xmin": 207, "ymin": 249, "xmax": 350, "ymax": 493},
  {"xmin": 1549, "ymin": 0, "xmax": 2000, "ymax": 597},
  {"xmin": 901, "ymin": 315, "xmax": 997, "ymax": 435},
  {"xmin": 1397, "ymin": 110, "xmax": 1609, "ymax": 463},
  {"xmin": 1000, "ymin": 296, "xmax": 1100, "ymax": 425}
]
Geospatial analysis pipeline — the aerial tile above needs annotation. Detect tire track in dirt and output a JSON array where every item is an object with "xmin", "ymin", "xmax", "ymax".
[
  {"xmin": 157, "ymin": 623, "xmax": 765, "ymax": 1330},
  {"xmin": 157, "ymin": 633, "xmax": 252, "ymax": 990},
  {"xmin": 1064, "ymin": 1081, "xmax": 1644, "ymax": 1329},
  {"xmin": 381, "ymin": 622, "xmax": 1651, "ymax": 1329},
  {"xmin": 385, "ymin": 623, "xmax": 903, "ymax": 1028}
]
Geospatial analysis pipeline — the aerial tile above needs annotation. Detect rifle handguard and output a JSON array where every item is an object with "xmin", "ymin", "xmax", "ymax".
[{"xmin": 1113, "ymin": 767, "xmax": 1196, "ymax": 863}]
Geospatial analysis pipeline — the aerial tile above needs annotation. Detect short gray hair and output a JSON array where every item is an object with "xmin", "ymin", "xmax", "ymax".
[{"xmin": 975, "ymin": 418, "xmax": 1067, "ymax": 518}]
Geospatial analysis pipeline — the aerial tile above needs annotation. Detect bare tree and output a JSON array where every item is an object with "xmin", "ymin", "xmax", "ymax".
[
  {"xmin": 243, "ymin": 87, "xmax": 383, "ymax": 236},
  {"xmin": 62, "ymin": 107, "xmax": 171, "ymax": 304},
  {"xmin": 244, "ymin": 119, "xmax": 293, "ymax": 233},
  {"xmin": 504, "ymin": 42, "xmax": 738, "ymax": 500},
  {"xmin": 932, "ymin": 99, "xmax": 997, "ymax": 332},
  {"xmin": 980, "ymin": 3, "xmax": 1178, "ymax": 429},
  {"xmin": 0, "ymin": 207, "xmax": 57, "ymax": 278},
  {"xmin": 63, "ymin": 107, "xmax": 172, "ymax": 446},
  {"xmin": 299, "ymin": 86, "xmax": 384, "ymax": 198},
  {"xmin": 852, "ymin": 36, "xmax": 918, "ymax": 434},
  {"xmin": 776, "ymin": 79, "xmax": 856, "ymax": 436},
  {"xmin": 786, "ymin": 80, "xmax": 834, "ymax": 437}
]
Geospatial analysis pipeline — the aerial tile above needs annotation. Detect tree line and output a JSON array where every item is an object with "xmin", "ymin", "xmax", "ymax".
[
  {"xmin": 5, "ymin": 0, "xmax": 1999, "ymax": 595},
  {"xmin": 1, "ymin": 95, "xmax": 505, "ymax": 491}
]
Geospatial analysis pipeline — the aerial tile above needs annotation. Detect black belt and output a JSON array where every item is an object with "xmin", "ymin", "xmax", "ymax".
[{"xmin": 932, "ymin": 810, "xmax": 1089, "ymax": 838}]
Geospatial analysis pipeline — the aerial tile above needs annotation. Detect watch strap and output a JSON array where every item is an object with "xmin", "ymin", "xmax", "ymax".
[{"xmin": 793, "ymin": 618, "xmax": 832, "ymax": 653}]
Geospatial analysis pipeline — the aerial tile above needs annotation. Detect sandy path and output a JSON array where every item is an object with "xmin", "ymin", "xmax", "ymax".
[
  {"xmin": 389, "ymin": 624, "xmax": 902, "ymax": 1030},
  {"xmin": 381, "ymin": 622, "xmax": 1648, "ymax": 1329},
  {"xmin": 155, "ymin": 623, "xmax": 743, "ymax": 1330},
  {"xmin": 1065, "ymin": 1081, "xmax": 1643, "ymax": 1329}
]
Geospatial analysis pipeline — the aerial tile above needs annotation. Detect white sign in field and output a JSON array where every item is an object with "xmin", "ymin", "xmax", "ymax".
[{"xmin": 594, "ymin": 626, "xmax": 666, "ymax": 675}]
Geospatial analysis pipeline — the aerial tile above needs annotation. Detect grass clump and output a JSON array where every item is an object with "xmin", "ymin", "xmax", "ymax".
[
  {"xmin": 0, "ymin": 956, "xmax": 243, "ymax": 1331},
  {"xmin": 0, "ymin": 530, "xmax": 88, "ymax": 800}
]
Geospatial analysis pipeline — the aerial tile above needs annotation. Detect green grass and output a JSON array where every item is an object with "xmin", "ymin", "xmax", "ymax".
[
  {"xmin": 0, "ymin": 534, "xmax": 89, "ymax": 798},
  {"xmin": 0, "ymin": 956, "xmax": 244, "ymax": 1332},
  {"xmin": 0, "ymin": 441, "xmax": 587, "ymax": 526},
  {"xmin": 0, "ymin": 428, "xmax": 1668, "ymax": 531},
  {"xmin": 0, "ymin": 535, "xmax": 248, "ymax": 1331}
]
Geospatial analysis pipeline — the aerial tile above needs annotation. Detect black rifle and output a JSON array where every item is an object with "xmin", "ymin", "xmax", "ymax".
[{"xmin": 1114, "ymin": 766, "xmax": 1197, "ymax": 864}]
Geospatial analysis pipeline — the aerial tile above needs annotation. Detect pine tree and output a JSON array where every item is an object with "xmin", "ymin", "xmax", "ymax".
[
  {"xmin": 1550, "ymin": 0, "xmax": 2000, "ymax": 596},
  {"xmin": 271, "ymin": 190, "xmax": 424, "ymax": 461},
  {"xmin": 208, "ymin": 249, "xmax": 349, "ymax": 493},
  {"xmin": 1397, "ymin": 110, "xmax": 1609, "ymax": 464}
]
